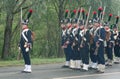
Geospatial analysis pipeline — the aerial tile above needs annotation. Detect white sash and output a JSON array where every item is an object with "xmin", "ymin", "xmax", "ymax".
[{"xmin": 22, "ymin": 29, "xmax": 29, "ymax": 42}]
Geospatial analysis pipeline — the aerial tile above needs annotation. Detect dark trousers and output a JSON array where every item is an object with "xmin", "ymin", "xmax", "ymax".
[
  {"xmin": 90, "ymin": 43, "xmax": 97, "ymax": 63},
  {"xmin": 114, "ymin": 45, "xmax": 120, "ymax": 57},
  {"xmin": 21, "ymin": 47, "xmax": 31, "ymax": 65},
  {"xmin": 97, "ymin": 42, "xmax": 105, "ymax": 64},
  {"xmin": 80, "ymin": 43, "xmax": 89, "ymax": 64},
  {"xmin": 73, "ymin": 45, "xmax": 81, "ymax": 60},
  {"xmin": 64, "ymin": 45, "xmax": 72, "ymax": 61},
  {"xmin": 105, "ymin": 42, "xmax": 113, "ymax": 60}
]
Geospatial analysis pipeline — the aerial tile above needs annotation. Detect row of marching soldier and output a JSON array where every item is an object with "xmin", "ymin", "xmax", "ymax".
[{"xmin": 61, "ymin": 7, "xmax": 120, "ymax": 73}]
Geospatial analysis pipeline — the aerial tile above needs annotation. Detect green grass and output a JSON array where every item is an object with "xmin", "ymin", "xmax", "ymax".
[{"xmin": 0, "ymin": 58, "xmax": 65, "ymax": 67}]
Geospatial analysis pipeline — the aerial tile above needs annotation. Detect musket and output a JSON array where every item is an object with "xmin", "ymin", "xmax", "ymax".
[
  {"xmin": 80, "ymin": 6, "xmax": 91, "ymax": 47},
  {"xmin": 77, "ymin": 7, "xmax": 82, "ymax": 24}
]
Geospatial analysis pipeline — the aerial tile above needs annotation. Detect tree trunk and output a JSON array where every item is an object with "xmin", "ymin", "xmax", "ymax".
[
  {"xmin": 57, "ymin": 0, "xmax": 64, "ymax": 57},
  {"xmin": 1, "ymin": 12, "xmax": 13, "ymax": 59}
]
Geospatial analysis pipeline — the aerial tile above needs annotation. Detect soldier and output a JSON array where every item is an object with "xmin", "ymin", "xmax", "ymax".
[
  {"xmin": 19, "ymin": 9, "xmax": 33, "ymax": 73},
  {"xmin": 104, "ymin": 22, "xmax": 114, "ymax": 66},
  {"xmin": 71, "ymin": 18, "xmax": 81, "ymax": 69},
  {"xmin": 93, "ymin": 18, "xmax": 106, "ymax": 73},
  {"xmin": 104, "ymin": 14, "xmax": 114, "ymax": 66},
  {"xmin": 61, "ymin": 19, "xmax": 70, "ymax": 68},
  {"xmin": 112, "ymin": 24, "xmax": 120, "ymax": 64},
  {"xmin": 89, "ymin": 11, "xmax": 98, "ymax": 69},
  {"xmin": 88, "ymin": 19, "xmax": 98, "ymax": 69},
  {"xmin": 64, "ymin": 18, "xmax": 74, "ymax": 68},
  {"xmin": 20, "ymin": 20, "xmax": 33, "ymax": 73},
  {"xmin": 78, "ymin": 20, "xmax": 90, "ymax": 71}
]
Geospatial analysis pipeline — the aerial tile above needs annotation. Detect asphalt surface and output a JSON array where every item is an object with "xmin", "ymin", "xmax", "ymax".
[{"xmin": 0, "ymin": 63, "xmax": 120, "ymax": 79}]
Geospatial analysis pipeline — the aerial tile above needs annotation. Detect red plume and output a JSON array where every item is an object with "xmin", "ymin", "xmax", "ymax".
[
  {"xmin": 93, "ymin": 11, "xmax": 97, "ymax": 14},
  {"xmin": 73, "ymin": 9, "xmax": 77, "ymax": 14},
  {"xmin": 98, "ymin": 7, "xmax": 103, "ymax": 11},
  {"xmin": 115, "ymin": 16, "xmax": 119, "ymax": 24},
  {"xmin": 82, "ymin": 9, "xmax": 85, "ymax": 12},
  {"xmin": 109, "ymin": 13, "xmax": 112, "ymax": 17},
  {"xmin": 27, "ymin": 9, "xmax": 33, "ymax": 19},
  {"xmin": 65, "ymin": 9, "xmax": 69, "ymax": 13},
  {"xmin": 29, "ymin": 9, "xmax": 33, "ymax": 13}
]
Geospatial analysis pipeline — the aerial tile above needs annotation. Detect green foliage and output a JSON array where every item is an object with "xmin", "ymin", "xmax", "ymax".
[{"xmin": 0, "ymin": 0, "xmax": 120, "ymax": 60}]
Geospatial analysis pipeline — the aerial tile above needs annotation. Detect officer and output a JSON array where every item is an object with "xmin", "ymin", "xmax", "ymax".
[
  {"xmin": 19, "ymin": 20, "xmax": 33, "ymax": 73},
  {"xmin": 93, "ymin": 18, "xmax": 106, "ymax": 73}
]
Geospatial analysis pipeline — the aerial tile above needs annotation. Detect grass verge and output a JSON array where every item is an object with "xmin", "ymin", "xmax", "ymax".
[{"xmin": 0, "ymin": 58, "xmax": 65, "ymax": 67}]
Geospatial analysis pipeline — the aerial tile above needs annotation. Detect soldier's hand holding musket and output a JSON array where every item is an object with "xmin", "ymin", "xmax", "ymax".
[
  {"xmin": 80, "ymin": 36, "xmax": 86, "ymax": 48},
  {"xmin": 62, "ymin": 40, "xmax": 70, "ymax": 48},
  {"xmin": 96, "ymin": 41, "xmax": 100, "ymax": 47},
  {"xmin": 24, "ymin": 42, "xmax": 32, "ymax": 52}
]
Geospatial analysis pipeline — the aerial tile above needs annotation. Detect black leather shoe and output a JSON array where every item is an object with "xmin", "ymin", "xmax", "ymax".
[
  {"xmin": 61, "ymin": 65, "xmax": 69, "ymax": 68},
  {"xmin": 114, "ymin": 62, "xmax": 120, "ymax": 64},
  {"xmin": 21, "ymin": 71, "xmax": 31, "ymax": 73}
]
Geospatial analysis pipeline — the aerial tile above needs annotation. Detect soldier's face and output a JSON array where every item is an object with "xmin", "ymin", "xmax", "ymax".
[
  {"xmin": 104, "ymin": 26, "xmax": 110, "ymax": 32},
  {"xmin": 67, "ymin": 23, "xmax": 71, "ymax": 26},
  {"xmin": 22, "ymin": 25, "xmax": 27, "ymax": 29},
  {"xmin": 113, "ymin": 28, "xmax": 118, "ymax": 31},
  {"xmin": 79, "ymin": 25, "xmax": 84, "ymax": 29},
  {"xmin": 94, "ymin": 23, "xmax": 99, "ymax": 26},
  {"xmin": 73, "ymin": 23, "xmax": 77, "ymax": 27},
  {"xmin": 61, "ymin": 24, "xmax": 65, "ymax": 28}
]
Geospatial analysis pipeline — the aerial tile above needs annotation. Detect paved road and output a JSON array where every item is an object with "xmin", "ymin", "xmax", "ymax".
[{"xmin": 0, "ymin": 63, "xmax": 120, "ymax": 79}]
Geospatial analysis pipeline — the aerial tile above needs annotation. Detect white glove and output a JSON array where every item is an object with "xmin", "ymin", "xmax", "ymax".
[
  {"xmin": 25, "ymin": 47, "xmax": 29, "ymax": 52},
  {"xmin": 83, "ymin": 37, "xmax": 86, "ymax": 41}
]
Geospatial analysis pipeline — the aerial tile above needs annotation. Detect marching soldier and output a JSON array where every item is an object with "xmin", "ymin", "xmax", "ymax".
[
  {"xmin": 89, "ymin": 11, "xmax": 98, "ymax": 69},
  {"xmin": 104, "ymin": 14, "xmax": 114, "ymax": 66},
  {"xmin": 93, "ymin": 18, "xmax": 106, "ymax": 73},
  {"xmin": 61, "ymin": 19, "xmax": 70, "ymax": 68},
  {"xmin": 88, "ymin": 19, "xmax": 98, "ymax": 69},
  {"xmin": 104, "ymin": 22, "xmax": 114, "ymax": 66},
  {"xmin": 71, "ymin": 18, "xmax": 82, "ymax": 69},
  {"xmin": 112, "ymin": 24, "xmax": 120, "ymax": 64},
  {"xmin": 78, "ymin": 20, "xmax": 90, "ymax": 71},
  {"xmin": 64, "ymin": 18, "xmax": 74, "ymax": 68}
]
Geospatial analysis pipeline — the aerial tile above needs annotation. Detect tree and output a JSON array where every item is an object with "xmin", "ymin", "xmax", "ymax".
[
  {"xmin": 1, "ymin": 0, "xmax": 46, "ymax": 59},
  {"xmin": 1, "ymin": 0, "xmax": 16, "ymax": 59}
]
